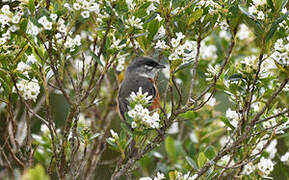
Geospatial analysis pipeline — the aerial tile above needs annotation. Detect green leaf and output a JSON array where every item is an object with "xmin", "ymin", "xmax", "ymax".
[
  {"xmin": 120, "ymin": 123, "xmax": 133, "ymax": 136},
  {"xmin": 220, "ymin": 116, "xmax": 235, "ymax": 130},
  {"xmin": 89, "ymin": 132, "xmax": 101, "ymax": 141},
  {"xmin": 186, "ymin": 156, "xmax": 199, "ymax": 170},
  {"xmin": 170, "ymin": 59, "xmax": 183, "ymax": 70},
  {"xmin": 197, "ymin": 152, "xmax": 207, "ymax": 168},
  {"xmin": 238, "ymin": 5, "xmax": 264, "ymax": 38},
  {"xmin": 228, "ymin": 73, "xmax": 243, "ymax": 81},
  {"xmin": 14, "ymin": 44, "xmax": 29, "ymax": 64},
  {"xmin": 28, "ymin": 0, "xmax": 36, "ymax": 14},
  {"xmin": 175, "ymin": 60, "xmax": 194, "ymax": 73},
  {"xmin": 267, "ymin": 0, "xmax": 275, "ymax": 11},
  {"xmin": 189, "ymin": 9, "xmax": 203, "ymax": 25},
  {"xmin": 238, "ymin": 5, "xmax": 254, "ymax": 18},
  {"xmin": 106, "ymin": 138, "xmax": 117, "ymax": 147},
  {"xmin": 266, "ymin": 11, "xmax": 289, "ymax": 42},
  {"xmin": 275, "ymin": 0, "xmax": 288, "ymax": 12},
  {"xmin": 144, "ymin": 13, "xmax": 157, "ymax": 24},
  {"xmin": 22, "ymin": 164, "xmax": 49, "ymax": 180},
  {"xmin": 148, "ymin": 20, "xmax": 159, "ymax": 41},
  {"xmin": 204, "ymin": 146, "xmax": 216, "ymax": 160},
  {"xmin": 165, "ymin": 136, "xmax": 176, "ymax": 162},
  {"xmin": 90, "ymin": 51, "xmax": 103, "ymax": 67},
  {"xmin": 132, "ymin": 32, "xmax": 148, "ymax": 38}
]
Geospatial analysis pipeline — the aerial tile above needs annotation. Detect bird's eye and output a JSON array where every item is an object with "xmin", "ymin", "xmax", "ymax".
[{"xmin": 145, "ymin": 65, "xmax": 153, "ymax": 71}]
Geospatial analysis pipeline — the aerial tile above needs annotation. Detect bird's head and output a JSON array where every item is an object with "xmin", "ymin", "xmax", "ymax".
[{"xmin": 126, "ymin": 57, "xmax": 166, "ymax": 79}]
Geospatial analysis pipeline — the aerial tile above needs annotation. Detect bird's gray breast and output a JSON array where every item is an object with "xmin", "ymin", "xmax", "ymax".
[{"xmin": 118, "ymin": 76, "xmax": 156, "ymax": 119}]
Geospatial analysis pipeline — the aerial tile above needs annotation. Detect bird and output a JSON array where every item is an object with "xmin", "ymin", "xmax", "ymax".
[{"xmin": 117, "ymin": 56, "xmax": 166, "ymax": 120}]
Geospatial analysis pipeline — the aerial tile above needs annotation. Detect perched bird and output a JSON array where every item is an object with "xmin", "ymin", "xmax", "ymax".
[{"xmin": 117, "ymin": 56, "xmax": 166, "ymax": 120}]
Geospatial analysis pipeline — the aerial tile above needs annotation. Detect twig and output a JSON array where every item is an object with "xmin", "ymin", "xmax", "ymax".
[{"xmin": 187, "ymin": 36, "xmax": 202, "ymax": 103}]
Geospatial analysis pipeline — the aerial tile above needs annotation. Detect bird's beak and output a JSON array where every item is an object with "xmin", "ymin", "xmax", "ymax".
[{"xmin": 156, "ymin": 64, "xmax": 166, "ymax": 69}]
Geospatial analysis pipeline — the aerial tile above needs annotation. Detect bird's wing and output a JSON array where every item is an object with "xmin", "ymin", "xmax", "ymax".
[{"xmin": 118, "ymin": 76, "xmax": 156, "ymax": 119}]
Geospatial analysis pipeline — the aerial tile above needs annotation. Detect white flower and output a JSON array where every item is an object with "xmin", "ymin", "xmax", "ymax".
[
  {"xmin": 168, "ymin": 53, "xmax": 179, "ymax": 61},
  {"xmin": 149, "ymin": 0, "xmax": 160, "ymax": 3},
  {"xmin": 265, "ymin": 139, "xmax": 277, "ymax": 159},
  {"xmin": 220, "ymin": 20, "xmax": 229, "ymax": 30},
  {"xmin": 43, "ymin": 23, "xmax": 52, "ymax": 30},
  {"xmin": 139, "ymin": 178, "xmax": 152, "ymax": 180},
  {"xmin": 16, "ymin": 79, "xmax": 40, "ymax": 102},
  {"xmin": 0, "ymin": 14, "xmax": 10, "ymax": 27},
  {"xmin": 155, "ymin": 40, "xmax": 169, "ymax": 49},
  {"xmin": 116, "ymin": 64, "xmax": 124, "ymax": 72},
  {"xmin": 126, "ymin": 0, "xmax": 136, "ymax": 10},
  {"xmin": 1, "ymin": 5, "xmax": 10, "ymax": 14},
  {"xmin": 32, "ymin": 134, "xmax": 45, "ymax": 144},
  {"xmin": 175, "ymin": 46, "xmax": 185, "ymax": 55},
  {"xmin": 282, "ymin": 7, "xmax": 287, "ymax": 14},
  {"xmin": 131, "ymin": 121, "xmax": 137, "ymax": 128},
  {"xmin": 112, "ymin": 37, "xmax": 126, "ymax": 49},
  {"xmin": 153, "ymin": 172, "xmax": 165, "ymax": 180},
  {"xmin": 257, "ymin": 157, "xmax": 275, "ymax": 176},
  {"xmin": 9, "ymin": 25, "xmax": 19, "ymax": 32},
  {"xmin": 248, "ymin": 6, "xmax": 257, "ymax": 16},
  {"xmin": 274, "ymin": 38, "xmax": 284, "ymax": 51},
  {"xmin": 64, "ymin": 3, "xmax": 71, "ymax": 10},
  {"xmin": 110, "ymin": 129, "xmax": 119, "ymax": 140},
  {"xmin": 38, "ymin": 16, "xmax": 47, "ymax": 25},
  {"xmin": 241, "ymin": 55, "xmax": 256, "ymax": 66},
  {"xmin": 50, "ymin": 13, "xmax": 58, "ymax": 21},
  {"xmin": 153, "ymin": 26, "xmax": 166, "ymax": 40},
  {"xmin": 252, "ymin": 0, "xmax": 266, "ymax": 6},
  {"xmin": 171, "ymin": 38, "xmax": 180, "ymax": 47},
  {"xmin": 176, "ymin": 32, "xmax": 185, "ymax": 41},
  {"xmin": 0, "ymin": 37, "xmax": 6, "ymax": 45},
  {"xmin": 40, "ymin": 124, "xmax": 50, "ymax": 134},
  {"xmin": 241, "ymin": 163, "xmax": 255, "ymax": 175},
  {"xmin": 171, "ymin": 7, "xmax": 179, "ymax": 15},
  {"xmin": 263, "ymin": 119, "xmax": 277, "ymax": 129},
  {"xmin": 129, "ymin": 87, "xmax": 153, "ymax": 104},
  {"xmin": 252, "ymin": 140, "xmax": 267, "ymax": 156},
  {"xmin": 125, "ymin": 16, "xmax": 143, "ymax": 29},
  {"xmin": 183, "ymin": 40, "xmax": 195, "ymax": 51},
  {"xmin": 204, "ymin": 93, "xmax": 216, "ymax": 107},
  {"xmin": 12, "ymin": 15, "xmax": 21, "ymax": 24},
  {"xmin": 135, "ymin": 104, "xmax": 144, "ymax": 113},
  {"xmin": 225, "ymin": 108, "xmax": 238, "ymax": 119},
  {"xmin": 17, "ymin": 62, "xmax": 30, "ymax": 72},
  {"xmin": 219, "ymin": 30, "xmax": 231, "ymax": 41},
  {"xmin": 57, "ymin": 24, "xmax": 67, "ymax": 33},
  {"xmin": 237, "ymin": 24, "xmax": 250, "ymax": 40},
  {"xmin": 280, "ymin": 152, "xmax": 289, "ymax": 164},
  {"xmin": 200, "ymin": 44, "xmax": 217, "ymax": 60},
  {"xmin": 147, "ymin": 3, "xmax": 157, "ymax": 15},
  {"xmin": 155, "ymin": 14, "xmax": 163, "ymax": 21},
  {"xmin": 107, "ymin": 137, "xmax": 116, "ymax": 142},
  {"xmin": 82, "ymin": 1, "xmax": 89, "ymax": 9},
  {"xmin": 81, "ymin": 11, "xmax": 90, "ymax": 18},
  {"xmin": 38, "ymin": 16, "xmax": 53, "ymax": 30},
  {"xmin": 257, "ymin": 11, "xmax": 265, "ymax": 20},
  {"xmin": 128, "ymin": 110, "xmax": 137, "ymax": 118},
  {"xmin": 73, "ymin": 3, "xmax": 81, "ymax": 10},
  {"xmin": 88, "ymin": 3, "xmax": 100, "ymax": 13},
  {"xmin": 73, "ymin": 35, "xmax": 81, "ymax": 46},
  {"xmin": 167, "ymin": 122, "xmax": 179, "ymax": 134},
  {"xmin": 188, "ymin": 174, "xmax": 198, "ymax": 180}
]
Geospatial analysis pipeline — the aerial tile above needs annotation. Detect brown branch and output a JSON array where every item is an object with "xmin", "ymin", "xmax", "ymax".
[
  {"xmin": 81, "ymin": 18, "xmax": 112, "ymax": 102},
  {"xmin": 245, "ymin": 52, "xmax": 265, "ymax": 121},
  {"xmin": 187, "ymin": 36, "xmax": 202, "ymax": 103},
  {"xmin": 250, "ymin": 78, "xmax": 289, "ymax": 125},
  {"xmin": 194, "ymin": 78, "xmax": 289, "ymax": 179},
  {"xmin": 179, "ymin": 28, "xmax": 237, "ymax": 114}
]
